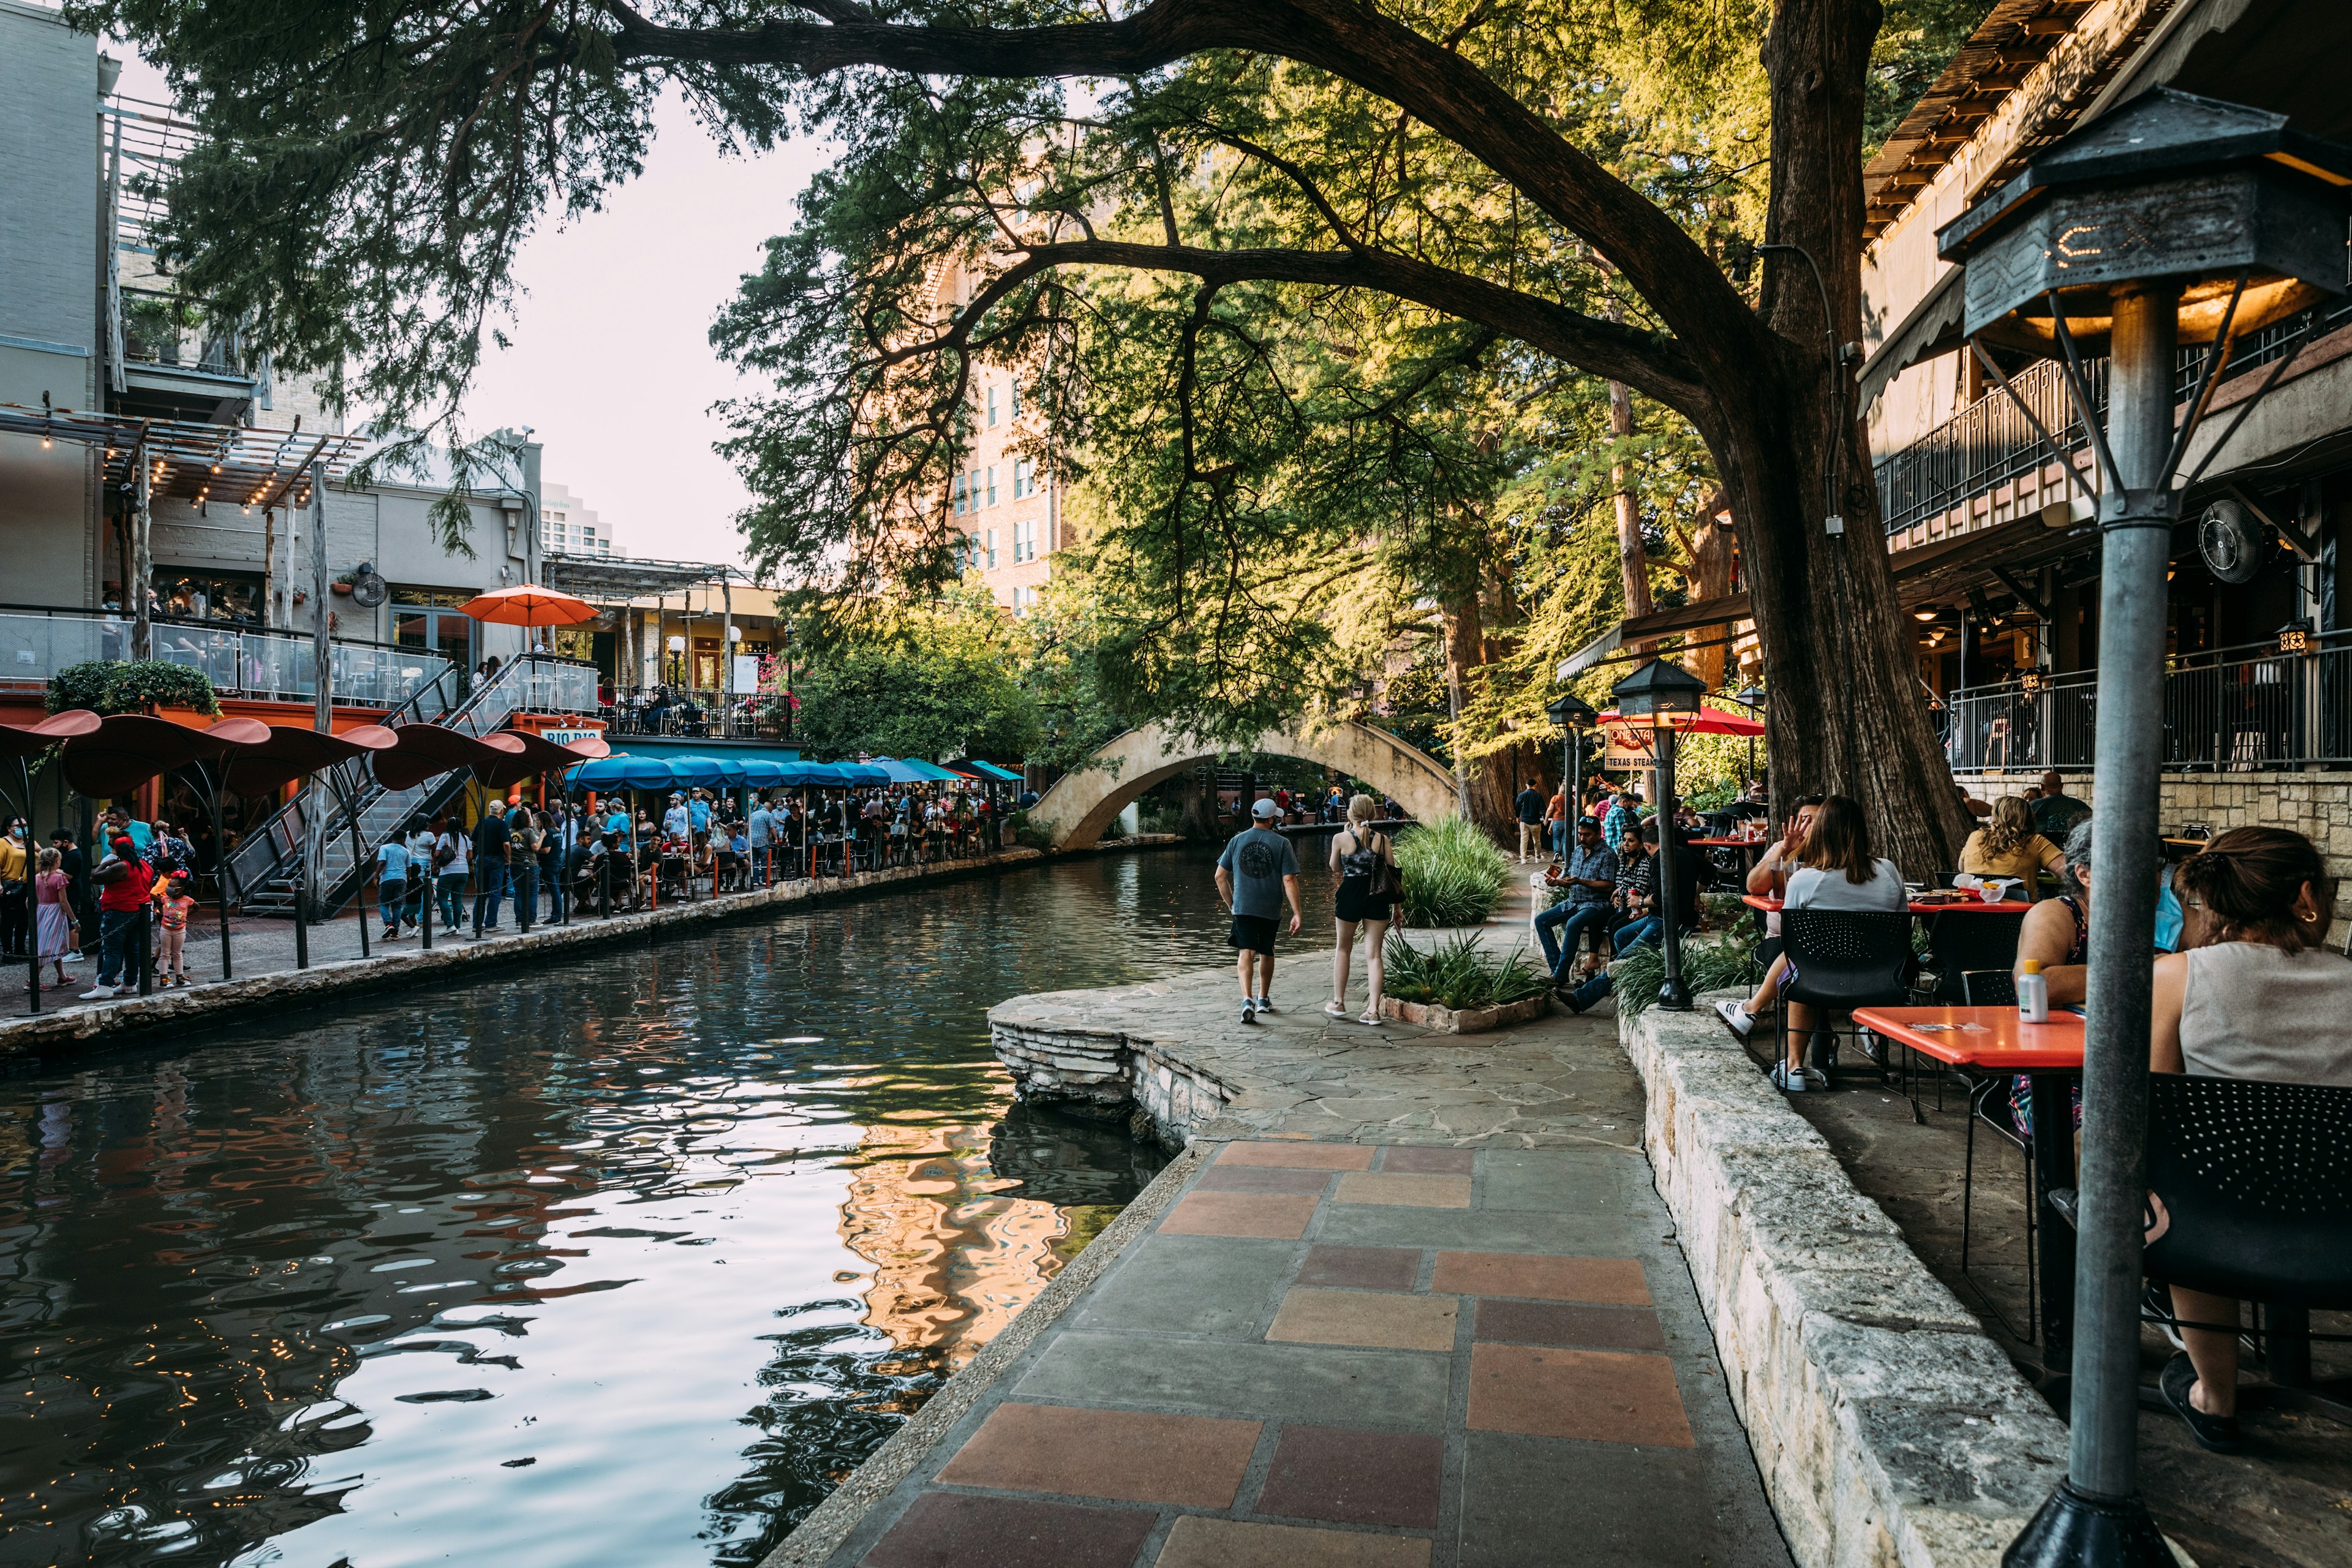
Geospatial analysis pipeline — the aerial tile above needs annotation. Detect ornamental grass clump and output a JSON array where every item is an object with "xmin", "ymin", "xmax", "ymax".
[
  {"xmin": 1609, "ymin": 929, "xmax": 1763, "ymax": 1019},
  {"xmin": 1382, "ymin": 932, "xmax": 1551, "ymax": 1012},
  {"xmin": 1393, "ymin": 816, "xmax": 1511, "ymax": 927}
]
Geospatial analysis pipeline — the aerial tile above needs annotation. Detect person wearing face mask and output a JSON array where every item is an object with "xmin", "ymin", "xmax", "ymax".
[{"xmin": 0, "ymin": 818, "xmax": 27, "ymax": 961}]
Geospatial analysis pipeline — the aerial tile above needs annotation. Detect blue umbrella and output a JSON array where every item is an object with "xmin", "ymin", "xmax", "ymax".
[
  {"xmin": 741, "ymin": 758, "xmax": 794, "ymax": 786},
  {"xmin": 870, "ymin": 757, "xmax": 932, "ymax": 784},
  {"xmin": 566, "ymin": 755, "xmax": 682, "ymax": 790}
]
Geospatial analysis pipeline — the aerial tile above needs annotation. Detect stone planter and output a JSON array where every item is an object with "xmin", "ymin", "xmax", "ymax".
[{"xmin": 1378, "ymin": 992, "xmax": 1549, "ymax": 1034}]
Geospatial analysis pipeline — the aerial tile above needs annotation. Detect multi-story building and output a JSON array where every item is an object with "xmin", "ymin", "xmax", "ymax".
[
  {"xmin": 541, "ymin": 480, "xmax": 619, "ymax": 558},
  {"xmin": 930, "ymin": 258, "xmax": 1063, "ymax": 614}
]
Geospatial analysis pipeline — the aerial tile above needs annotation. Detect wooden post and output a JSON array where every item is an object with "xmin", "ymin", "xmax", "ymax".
[
  {"xmin": 311, "ymin": 459, "xmax": 330, "ymax": 733},
  {"xmin": 721, "ymin": 579, "xmax": 734, "ymax": 734}
]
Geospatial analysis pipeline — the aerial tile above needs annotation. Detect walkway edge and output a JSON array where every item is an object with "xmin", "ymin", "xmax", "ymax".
[
  {"xmin": 755, "ymin": 1139, "xmax": 1209, "ymax": 1568},
  {"xmin": 0, "ymin": 840, "xmax": 1181, "ymax": 1057},
  {"xmin": 1620, "ymin": 994, "xmax": 2070, "ymax": 1568}
]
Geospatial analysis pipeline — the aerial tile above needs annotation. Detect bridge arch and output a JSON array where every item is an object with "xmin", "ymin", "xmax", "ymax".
[{"xmin": 1029, "ymin": 720, "xmax": 1460, "ymax": 850}]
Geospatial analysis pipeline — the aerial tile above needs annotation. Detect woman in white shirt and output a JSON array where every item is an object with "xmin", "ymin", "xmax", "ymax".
[
  {"xmin": 1770, "ymin": 796, "xmax": 1904, "ymax": 1090},
  {"xmin": 2146, "ymin": 826, "xmax": 2352, "ymax": 1455}
]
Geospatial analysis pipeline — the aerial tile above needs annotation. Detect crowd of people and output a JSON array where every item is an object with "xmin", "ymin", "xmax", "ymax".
[
  {"xmin": 368, "ymin": 782, "xmax": 1011, "ymax": 940},
  {"xmin": 0, "ymin": 805, "xmax": 208, "ymax": 1000}
]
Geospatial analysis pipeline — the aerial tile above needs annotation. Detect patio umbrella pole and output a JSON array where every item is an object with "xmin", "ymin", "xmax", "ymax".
[{"xmin": 2007, "ymin": 286, "xmax": 2179, "ymax": 1566}]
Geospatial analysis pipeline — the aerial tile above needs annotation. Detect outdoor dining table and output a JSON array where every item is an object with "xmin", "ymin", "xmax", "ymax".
[
  {"xmin": 1743, "ymin": 891, "xmax": 2036, "ymax": 1006},
  {"xmin": 1739, "ymin": 894, "xmax": 2036, "ymax": 916},
  {"xmin": 1850, "ymin": 1005, "xmax": 2086, "ymax": 1370}
]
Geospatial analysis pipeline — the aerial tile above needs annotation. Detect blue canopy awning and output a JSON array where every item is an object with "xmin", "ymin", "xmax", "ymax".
[
  {"xmin": 565, "ymin": 755, "xmax": 682, "ymax": 790},
  {"xmin": 957, "ymin": 759, "xmax": 1025, "ymax": 783},
  {"xmin": 665, "ymin": 754, "xmax": 748, "ymax": 788},
  {"xmin": 870, "ymin": 757, "xmax": 932, "ymax": 784},
  {"xmin": 741, "ymin": 758, "xmax": 795, "ymax": 786}
]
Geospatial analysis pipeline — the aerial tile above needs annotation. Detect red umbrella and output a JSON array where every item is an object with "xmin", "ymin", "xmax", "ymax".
[
  {"xmin": 1598, "ymin": 706, "xmax": 1765, "ymax": 738},
  {"xmin": 371, "ymin": 725, "xmax": 529, "ymax": 793},
  {"xmin": 473, "ymin": 730, "xmax": 609, "ymax": 790},
  {"xmin": 456, "ymin": 585, "xmax": 599, "ymax": 627},
  {"xmin": 0, "ymin": 709, "xmax": 101, "ymax": 760}
]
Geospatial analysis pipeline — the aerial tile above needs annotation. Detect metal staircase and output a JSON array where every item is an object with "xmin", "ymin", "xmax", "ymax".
[{"xmin": 229, "ymin": 655, "xmax": 599, "ymax": 919}]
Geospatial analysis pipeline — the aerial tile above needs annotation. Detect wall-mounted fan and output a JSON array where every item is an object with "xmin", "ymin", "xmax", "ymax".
[
  {"xmin": 2196, "ymin": 500, "xmax": 2265, "ymax": 585},
  {"xmin": 350, "ymin": 562, "xmax": 389, "ymax": 608}
]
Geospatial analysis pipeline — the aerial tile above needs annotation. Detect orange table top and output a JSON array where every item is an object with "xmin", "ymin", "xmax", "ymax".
[
  {"xmin": 1852, "ymin": 1006, "xmax": 2086, "ymax": 1069},
  {"xmin": 1689, "ymin": 836, "xmax": 1770, "ymax": 848},
  {"xmin": 1740, "ymin": 893, "xmax": 2035, "ymax": 916}
]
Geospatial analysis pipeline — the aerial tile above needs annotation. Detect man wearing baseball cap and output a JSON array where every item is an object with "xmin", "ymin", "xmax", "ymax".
[{"xmin": 1215, "ymin": 797, "xmax": 1302, "ymax": 1024}]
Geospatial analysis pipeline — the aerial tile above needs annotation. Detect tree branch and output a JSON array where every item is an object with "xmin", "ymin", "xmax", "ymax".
[{"xmin": 600, "ymin": 0, "xmax": 1770, "ymax": 384}]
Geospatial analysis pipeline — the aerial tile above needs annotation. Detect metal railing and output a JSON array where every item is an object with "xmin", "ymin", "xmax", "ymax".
[
  {"xmin": 603, "ymin": 688, "xmax": 785, "ymax": 740},
  {"xmin": 224, "ymin": 654, "xmax": 600, "ymax": 914},
  {"xmin": 1875, "ymin": 299, "xmax": 2352, "ymax": 535},
  {"xmin": 1940, "ymin": 630, "xmax": 2352, "ymax": 773},
  {"xmin": 0, "ymin": 607, "xmax": 452, "ymax": 708}
]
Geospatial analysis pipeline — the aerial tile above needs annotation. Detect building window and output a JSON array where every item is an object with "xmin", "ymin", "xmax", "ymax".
[
  {"xmin": 1012, "ymin": 458, "xmax": 1033, "ymax": 499},
  {"xmin": 986, "ymin": 528, "xmax": 998, "ymax": 570},
  {"xmin": 1008, "ymin": 377, "xmax": 1020, "ymax": 419},
  {"xmin": 986, "ymin": 466, "xmax": 998, "ymax": 506},
  {"xmin": 987, "ymin": 385, "xmax": 999, "ymax": 427},
  {"xmin": 953, "ymin": 473, "xmax": 968, "ymax": 514},
  {"xmin": 1012, "ymin": 584, "xmax": 1036, "ymax": 614}
]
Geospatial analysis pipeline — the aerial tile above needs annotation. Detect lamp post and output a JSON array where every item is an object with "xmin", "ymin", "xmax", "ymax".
[
  {"xmin": 1611, "ymin": 658, "xmax": 1706, "ymax": 1011},
  {"xmin": 1546, "ymin": 691, "xmax": 1599, "ymax": 859},
  {"xmin": 1940, "ymin": 88, "xmax": 2352, "ymax": 1568}
]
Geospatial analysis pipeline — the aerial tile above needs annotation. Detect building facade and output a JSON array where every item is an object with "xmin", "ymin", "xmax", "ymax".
[{"xmin": 931, "ymin": 258, "xmax": 1063, "ymax": 614}]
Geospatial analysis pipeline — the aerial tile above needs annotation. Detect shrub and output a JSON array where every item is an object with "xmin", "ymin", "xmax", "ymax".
[
  {"xmin": 47, "ymin": 660, "xmax": 222, "ymax": 717},
  {"xmin": 1383, "ymin": 932, "xmax": 1551, "ymax": 1011},
  {"xmin": 1393, "ymin": 815, "xmax": 1511, "ymax": 926},
  {"xmin": 1609, "ymin": 929, "xmax": 1762, "ymax": 1019}
]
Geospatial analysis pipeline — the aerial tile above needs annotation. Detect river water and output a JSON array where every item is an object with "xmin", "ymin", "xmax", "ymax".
[{"xmin": 0, "ymin": 845, "xmax": 1340, "ymax": 1568}]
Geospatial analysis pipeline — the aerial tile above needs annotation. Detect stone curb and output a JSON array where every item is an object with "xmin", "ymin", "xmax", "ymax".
[
  {"xmin": 755, "ymin": 1139, "xmax": 1210, "ymax": 1568},
  {"xmin": 0, "ymin": 843, "xmax": 1189, "ymax": 1057},
  {"xmin": 1619, "ymin": 993, "xmax": 2069, "ymax": 1568}
]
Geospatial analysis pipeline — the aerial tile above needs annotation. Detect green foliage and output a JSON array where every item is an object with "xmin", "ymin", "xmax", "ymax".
[
  {"xmin": 1393, "ymin": 815, "xmax": 1512, "ymax": 927},
  {"xmin": 1383, "ymin": 931, "xmax": 1551, "ymax": 1011},
  {"xmin": 790, "ymin": 591, "xmax": 1042, "ymax": 763},
  {"xmin": 47, "ymin": 660, "xmax": 222, "ymax": 717},
  {"xmin": 1610, "ymin": 929, "xmax": 1760, "ymax": 1019},
  {"xmin": 1868, "ymin": 2, "xmax": 2003, "ymax": 157}
]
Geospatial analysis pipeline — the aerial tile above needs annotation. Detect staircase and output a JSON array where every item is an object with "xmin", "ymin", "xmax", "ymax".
[{"xmin": 230, "ymin": 655, "xmax": 598, "ymax": 919}]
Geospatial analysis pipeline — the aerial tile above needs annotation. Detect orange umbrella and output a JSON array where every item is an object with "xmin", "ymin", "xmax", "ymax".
[{"xmin": 456, "ymin": 585, "xmax": 599, "ymax": 627}]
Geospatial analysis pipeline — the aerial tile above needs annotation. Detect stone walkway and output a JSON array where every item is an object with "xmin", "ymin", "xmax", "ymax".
[{"xmin": 772, "ymin": 964, "xmax": 1789, "ymax": 1568}]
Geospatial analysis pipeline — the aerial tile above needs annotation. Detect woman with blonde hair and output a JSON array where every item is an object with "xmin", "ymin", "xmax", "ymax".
[
  {"xmin": 1325, "ymin": 794, "xmax": 1400, "ymax": 1024},
  {"xmin": 1957, "ymin": 794, "xmax": 2064, "ymax": 892}
]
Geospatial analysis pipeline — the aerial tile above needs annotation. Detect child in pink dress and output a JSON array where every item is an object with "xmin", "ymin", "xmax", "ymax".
[
  {"xmin": 32, "ymin": 848, "xmax": 75, "ymax": 990},
  {"xmin": 157, "ymin": 875, "xmax": 197, "ymax": 986}
]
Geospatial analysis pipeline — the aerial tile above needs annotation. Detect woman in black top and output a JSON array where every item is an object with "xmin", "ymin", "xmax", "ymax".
[{"xmin": 1325, "ymin": 794, "xmax": 1400, "ymax": 1024}]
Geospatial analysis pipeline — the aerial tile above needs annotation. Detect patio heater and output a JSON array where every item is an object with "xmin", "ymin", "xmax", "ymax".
[
  {"xmin": 1610, "ymin": 658, "xmax": 1705, "ymax": 1011},
  {"xmin": 1937, "ymin": 88, "xmax": 2352, "ymax": 1568},
  {"xmin": 1545, "ymin": 690, "xmax": 1599, "ymax": 845}
]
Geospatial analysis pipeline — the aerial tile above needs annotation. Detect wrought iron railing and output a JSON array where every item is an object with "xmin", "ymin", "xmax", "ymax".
[
  {"xmin": 1939, "ymin": 630, "xmax": 2352, "ymax": 773},
  {"xmin": 1875, "ymin": 298, "xmax": 2352, "ymax": 535},
  {"xmin": 603, "ymin": 688, "xmax": 785, "ymax": 740},
  {"xmin": 0, "ymin": 607, "xmax": 451, "ymax": 708}
]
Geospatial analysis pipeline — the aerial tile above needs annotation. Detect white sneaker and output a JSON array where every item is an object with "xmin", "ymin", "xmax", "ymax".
[
  {"xmin": 78, "ymin": 984, "xmax": 119, "ymax": 1000},
  {"xmin": 1240, "ymin": 1001, "xmax": 1259, "ymax": 1025},
  {"xmin": 1254, "ymin": 997, "xmax": 1275, "ymax": 1014},
  {"xmin": 1769, "ymin": 1061, "xmax": 1809, "ymax": 1093},
  {"xmin": 1801, "ymin": 1066, "xmax": 1830, "ymax": 1091},
  {"xmin": 1714, "ymin": 999, "xmax": 1754, "ymax": 1039}
]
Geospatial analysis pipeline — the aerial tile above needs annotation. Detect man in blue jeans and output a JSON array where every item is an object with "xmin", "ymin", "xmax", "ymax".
[
  {"xmin": 1536, "ymin": 817, "xmax": 1616, "ymax": 985},
  {"xmin": 471, "ymin": 806, "xmax": 511, "ymax": 937},
  {"xmin": 1564, "ymin": 820, "xmax": 1703, "ymax": 1014}
]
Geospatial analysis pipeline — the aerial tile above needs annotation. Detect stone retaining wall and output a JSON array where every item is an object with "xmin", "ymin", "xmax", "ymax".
[
  {"xmin": 1621, "ymin": 995, "xmax": 2068, "ymax": 1568},
  {"xmin": 990, "ymin": 1016, "xmax": 1233, "ymax": 1148}
]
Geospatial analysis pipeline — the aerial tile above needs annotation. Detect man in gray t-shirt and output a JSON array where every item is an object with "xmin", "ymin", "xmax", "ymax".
[{"xmin": 1216, "ymin": 799, "xmax": 1302, "ymax": 1024}]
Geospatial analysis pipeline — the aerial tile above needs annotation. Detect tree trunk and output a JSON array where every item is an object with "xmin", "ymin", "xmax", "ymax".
[
  {"xmin": 1177, "ymin": 763, "xmax": 1218, "ymax": 838},
  {"xmin": 1608, "ymin": 379, "xmax": 1652, "ymax": 648},
  {"xmin": 1684, "ymin": 497, "xmax": 1734, "ymax": 690},
  {"xmin": 1721, "ymin": 0, "xmax": 1969, "ymax": 878}
]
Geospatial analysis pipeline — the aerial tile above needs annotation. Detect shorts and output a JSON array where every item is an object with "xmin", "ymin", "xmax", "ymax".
[{"xmin": 1229, "ymin": 913, "xmax": 1279, "ymax": 954}]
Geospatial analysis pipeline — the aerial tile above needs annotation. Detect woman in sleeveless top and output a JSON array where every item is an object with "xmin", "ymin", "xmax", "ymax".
[
  {"xmin": 1325, "ymin": 794, "xmax": 1398, "ymax": 1025},
  {"xmin": 2146, "ymin": 826, "xmax": 2352, "ymax": 1455}
]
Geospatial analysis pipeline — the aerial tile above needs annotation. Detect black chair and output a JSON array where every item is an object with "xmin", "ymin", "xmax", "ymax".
[
  {"xmin": 1923, "ymin": 908, "xmax": 2029, "ymax": 1002},
  {"xmin": 2135, "ymin": 1072, "xmax": 2352, "ymax": 1427},
  {"xmin": 1956, "ymin": 967, "xmax": 2037, "ymax": 1340},
  {"xmin": 1776, "ymin": 910, "xmax": 1918, "ymax": 1085}
]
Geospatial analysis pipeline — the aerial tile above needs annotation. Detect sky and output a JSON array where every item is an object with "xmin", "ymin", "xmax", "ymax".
[{"xmin": 113, "ymin": 51, "xmax": 829, "ymax": 572}]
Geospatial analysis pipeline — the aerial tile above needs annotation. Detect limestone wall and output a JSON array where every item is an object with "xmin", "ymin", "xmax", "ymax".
[
  {"xmin": 1623, "ymin": 997, "xmax": 2070, "ymax": 1568},
  {"xmin": 990, "ymin": 1016, "xmax": 1230, "ymax": 1150},
  {"xmin": 1955, "ymin": 769, "xmax": 2351, "ymax": 941}
]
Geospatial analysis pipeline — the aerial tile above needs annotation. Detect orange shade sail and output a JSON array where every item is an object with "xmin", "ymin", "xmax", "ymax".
[
  {"xmin": 1597, "ymin": 707, "xmax": 1765, "ymax": 737},
  {"xmin": 456, "ymin": 585, "xmax": 599, "ymax": 627}
]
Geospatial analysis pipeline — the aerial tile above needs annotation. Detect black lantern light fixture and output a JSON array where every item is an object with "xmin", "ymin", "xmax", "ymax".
[
  {"xmin": 1610, "ymin": 658, "xmax": 1706, "ymax": 1011},
  {"xmin": 1940, "ymin": 86, "xmax": 2352, "ymax": 1568},
  {"xmin": 1546, "ymin": 690, "xmax": 1600, "ymax": 846}
]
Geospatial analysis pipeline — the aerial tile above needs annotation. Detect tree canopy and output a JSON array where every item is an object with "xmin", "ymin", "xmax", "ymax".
[{"xmin": 82, "ymin": 0, "xmax": 1999, "ymax": 867}]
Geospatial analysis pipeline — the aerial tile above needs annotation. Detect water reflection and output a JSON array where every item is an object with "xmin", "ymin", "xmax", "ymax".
[{"xmin": 0, "ymin": 847, "xmax": 1319, "ymax": 1568}]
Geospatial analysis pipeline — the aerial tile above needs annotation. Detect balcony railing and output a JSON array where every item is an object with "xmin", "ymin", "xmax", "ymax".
[
  {"xmin": 1940, "ymin": 630, "xmax": 2352, "ymax": 773},
  {"xmin": 605, "ymin": 688, "xmax": 791, "ymax": 741},
  {"xmin": 0, "ymin": 608, "xmax": 451, "ymax": 710},
  {"xmin": 1875, "ymin": 299, "xmax": 2352, "ymax": 536}
]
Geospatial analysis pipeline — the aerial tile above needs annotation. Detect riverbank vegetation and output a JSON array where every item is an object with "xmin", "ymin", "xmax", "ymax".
[{"xmin": 1394, "ymin": 817, "xmax": 1513, "ymax": 927}]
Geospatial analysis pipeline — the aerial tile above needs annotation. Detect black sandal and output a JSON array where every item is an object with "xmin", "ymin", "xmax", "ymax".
[{"xmin": 2160, "ymin": 1351, "xmax": 2242, "ymax": 1453}]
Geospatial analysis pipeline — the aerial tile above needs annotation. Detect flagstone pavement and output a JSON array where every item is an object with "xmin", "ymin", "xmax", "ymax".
[{"xmin": 796, "ymin": 986, "xmax": 1792, "ymax": 1568}]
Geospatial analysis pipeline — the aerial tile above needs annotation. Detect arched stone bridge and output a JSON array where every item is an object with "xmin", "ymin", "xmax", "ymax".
[{"xmin": 1029, "ymin": 720, "xmax": 1460, "ymax": 850}]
